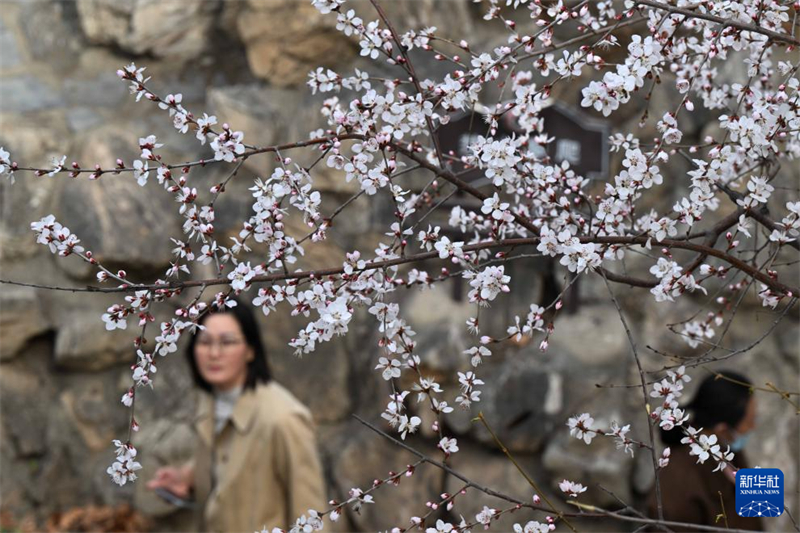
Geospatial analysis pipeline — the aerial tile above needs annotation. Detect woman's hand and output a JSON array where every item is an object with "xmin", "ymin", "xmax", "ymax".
[{"xmin": 146, "ymin": 464, "xmax": 193, "ymax": 499}]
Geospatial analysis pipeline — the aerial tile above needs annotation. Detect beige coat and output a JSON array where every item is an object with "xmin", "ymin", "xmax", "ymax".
[{"xmin": 193, "ymin": 382, "xmax": 326, "ymax": 533}]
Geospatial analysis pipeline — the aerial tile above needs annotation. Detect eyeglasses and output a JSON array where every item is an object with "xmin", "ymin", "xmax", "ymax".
[{"xmin": 195, "ymin": 336, "xmax": 246, "ymax": 352}]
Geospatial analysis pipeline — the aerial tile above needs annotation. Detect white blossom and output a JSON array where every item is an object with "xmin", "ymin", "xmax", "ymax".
[
  {"xmin": 228, "ymin": 262, "xmax": 259, "ymax": 292},
  {"xmin": 211, "ymin": 127, "xmax": 246, "ymax": 163},
  {"xmin": 567, "ymin": 413, "xmax": 597, "ymax": 444},
  {"xmin": 558, "ymin": 479, "xmax": 587, "ymax": 498},
  {"xmin": 107, "ymin": 440, "xmax": 142, "ymax": 486},
  {"xmin": 0, "ymin": 146, "xmax": 14, "ymax": 183},
  {"xmin": 438, "ymin": 437, "xmax": 459, "ymax": 455}
]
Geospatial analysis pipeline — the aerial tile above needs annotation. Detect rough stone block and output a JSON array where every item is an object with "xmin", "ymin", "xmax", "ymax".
[
  {"xmin": 0, "ymin": 286, "xmax": 49, "ymax": 361},
  {"xmin": 77, "ymin": 0, "xmax": 219, "ymax": 60},
  {"xmin": 54, "ymin": 312, "xmax": 132, "ymax": 371}
]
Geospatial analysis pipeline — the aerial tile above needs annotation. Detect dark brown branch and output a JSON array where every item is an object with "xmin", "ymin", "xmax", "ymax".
[
  {"xmin": 681, "ymin": 208, "xmax": 745, "ymax": 274},
  {"xmin": 5, "ymin": 235, "xmax": 798, "ymax": 296},
  {"xmin": 15, "ymin": 134, "xmax": 364, "ymax": 178}
]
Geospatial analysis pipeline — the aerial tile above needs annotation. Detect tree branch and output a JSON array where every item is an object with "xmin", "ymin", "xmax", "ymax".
[
  {"xmin": 6, "ymin": 234, "xmax": 798, "ymax": 296},
  {"xmin": 599, "ymin": 271, "xmax": 667, "ymax": 528},
  {"xmin": 634, "ymin": 0, "xmax": 800, "ymax": 47}
]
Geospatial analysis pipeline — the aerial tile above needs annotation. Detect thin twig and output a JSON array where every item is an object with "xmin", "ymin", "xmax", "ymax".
[
  {"xmin": 352, "ymin": 414, "xmax": 545, "ymax": 510},
  {"xmin": 599, "ymin": 271, "xmax": 667, "ymax": 529},
  {"xmin": 717, "ymin": 491, "xmax": 729, "ymax": 529},
  {"xmin": 475, "ymin": 412, "xmax": 579, "ymax": 533}
]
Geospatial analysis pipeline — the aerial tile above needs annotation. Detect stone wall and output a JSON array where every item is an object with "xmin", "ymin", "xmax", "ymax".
[{"xmin": 0, "ymin": 1, "xmax": 798, "ymax": 532}]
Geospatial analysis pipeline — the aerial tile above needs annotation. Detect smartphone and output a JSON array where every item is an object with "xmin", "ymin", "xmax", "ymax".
[{"xmin": 154, "ymin": 487, "xmax": 195, "ymax": 509}]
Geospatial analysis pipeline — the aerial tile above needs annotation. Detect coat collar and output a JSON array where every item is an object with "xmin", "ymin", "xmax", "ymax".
[
  {"xmin": 230, "ymin": 386, "xmax": 259, "ymax": 433},
  {"xmin": 194, "ymin": 386, "xmax": 260, "ymax": 444}
]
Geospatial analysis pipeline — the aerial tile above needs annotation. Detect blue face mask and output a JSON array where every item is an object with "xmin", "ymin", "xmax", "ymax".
[{"xmin": 730, "ymin": 432, "xmax": 751, "ymax": 452}]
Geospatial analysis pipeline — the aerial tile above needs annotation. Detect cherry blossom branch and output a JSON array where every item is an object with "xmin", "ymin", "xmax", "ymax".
[
  {"xmin": 6, "ymin": 234, "xmax": 798, "ymax": 297},
  {"xmin": 324, "ymin": 458, "xmax": 426, "ymax": 524},
  {"xmin": 352, "ymin": 414, "xmax": 545, "ymax": 511},
  {"xmin": 634, "ymin": 0, "xmax": 800, "ymax": 47},
  {"xmin": 678, "ymin": 208, "xmax": 745, "ymax": 275},
  {"xmin": 13, "ymin": 134, "xmax": 363, "ymax": 179},
  {"xmin": 368, "ymin": 0, "xmax": 446, "ymax": 169},
  {"xmin": 0, "ymin": 279, "xmax": 113, "ymax": 293},
  {"xmin": 688, "ymin": 250, "xmax": 776, "ymax": 358},
  {"xmin": 389, "ymin": 141, "xmax": 796, "ymax": 296},
  {"xmin": 654, "ymin": 296, "xmax": 798, "ymax": 369},
  {"xmin": 407, "ymin": 483, "xmax": 470, "ymax": 532},
  {"xmin": 208, "ymin": 158, "xmax": 246, "ymax": 207},
  {"xmin": 356, "ymin": 414, "xmax": 759, "ymax": 533},
  {"xmin": 748, "ymin": 207, "xmax": 800, "ymax": 252},
  {"xmin": 7, "ymin": 0, "xmax": 799, "ymax": 516},
  {"xmin": 658, "ymin": 247, "xmax": 785, "ymax": 365},
  {"xmin": 516, "ymin": 16, "xmax": 647, "ymax": 62},
  {"xmin": 599, "ymin": 373, "xmax": 800, "ymax": 398},
  {"xmin": 706, "ymin": 158, "xmax": 800, "ymax": 252}
]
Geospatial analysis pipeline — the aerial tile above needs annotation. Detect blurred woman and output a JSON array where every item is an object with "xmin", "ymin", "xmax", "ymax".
[
  {"xmin": 647, "ymin": 370, "xmax": 762, "ymax": 531},
  {"xmin": 147, "ymin": 301, "xmax": 325, "ymax": 532}
]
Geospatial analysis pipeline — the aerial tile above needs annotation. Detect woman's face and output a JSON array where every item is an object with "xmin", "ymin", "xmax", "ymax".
[
  {"xmin": 716, "ymin": 396, "xmax": 757, "ymax": 448},
  {"xmin": 194, "ymin": 314, "xmax": 253, "ymax": 392},
  {"xmin": 735, "ymin": 396, "xmax": 757, "ymax": 434}
]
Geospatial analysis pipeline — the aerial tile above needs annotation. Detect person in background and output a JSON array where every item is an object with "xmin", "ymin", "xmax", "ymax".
[
  {"xmin": 647, "ymin": 370, "xmax": 762, "ymax": 531},
  {"xmin": 147, "ymin": 301, "xmax": 325, "ymax": 532}
]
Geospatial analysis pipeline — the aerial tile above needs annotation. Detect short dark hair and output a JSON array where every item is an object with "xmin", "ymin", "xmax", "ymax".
[
  {"xmin": 660, "ymin": 370, "xmax": 752, "ymax": 445},
  {"xmin": 185, "ymin": 299, "xmax": 271, "ymax": 393},
  {"xmin": 686, "ymin": 371, "xmax": 752, "ymax": 429}
]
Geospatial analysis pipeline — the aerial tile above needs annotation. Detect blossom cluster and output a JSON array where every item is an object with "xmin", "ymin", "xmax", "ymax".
[
  {"xmin": 107, "ymin": 440, "xmax": 142, "ymax": 486},
  {"xmin": 649, "ymin": 257, "xmax": 707, "ymax": 304},
  {"xmin": 581, "ymin": 35, "xmax": 663, "ymax": 117},
  {"xmin": 30, "ymin": 215, "xmax": 85, "ymax": 257},
  {"xmin": 650, "ymin": 366, "xmax": 692, "ymax": 432},
  {"xmin": 681, "ymin": 427, "xmax": 735, "ymax": 472}
]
